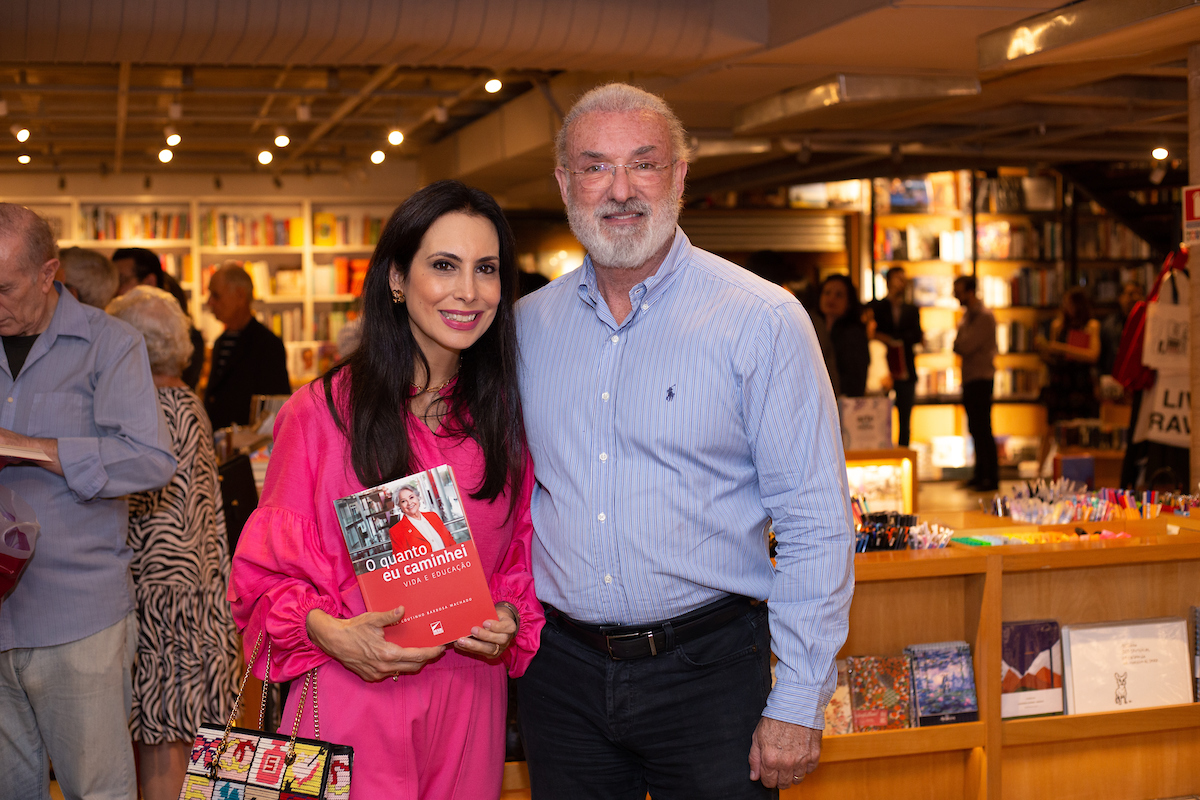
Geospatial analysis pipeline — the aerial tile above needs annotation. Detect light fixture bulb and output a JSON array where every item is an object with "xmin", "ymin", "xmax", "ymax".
[
  {"xmin": 11, "ymin": 124, "xmax": 30, "ymax": 143},
  {"xmin": 17, "ymin": 154, "xmax": 30, "ymax": 164},
  {"xmin": 370, "ymin": 150, "xmax": 385, "ymax": 164},
  {"xmin": 164, "ymin": 126, "xmax": 181, "ymax": 146},
  {"xmin": 388, "ymin": 129, "xmax": 404, "ymax": 146},
  {"xmin": 258, "ymin": 150, "xmax": 273, "ymax": 165},
  {"xmin": 158, "ymin": 148, "xmax": 173, "ymax": 163},
  {"xmin": 484, "ymin": 78, "xmax": 502, "ymax": 94},
  {"xmin": 1152, "ymin": 146, "xmax": 1168, "ymax": 161},
  {"xmin": 274, "ymin": 127, "xmax": 290, "ymax": 148}
]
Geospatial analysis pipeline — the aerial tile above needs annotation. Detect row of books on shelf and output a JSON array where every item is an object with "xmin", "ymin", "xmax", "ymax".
[
  {"xmin": 913, "ymin": 367, "xmax": 1042, "ymax": 399},
  {"xmin": 872, "ymin": 173, "xmax": 967, "ymax": 214},
  {"xmin": 266, "ymin": 308, "xmax": 304, "ymax": 343},
  {"xmin": 81, "ymin": 208, "xmax": 191, "ymax": 241},
  {"xmin": 312, "ymin": 212, "xmax": 386, "ymax": 247},
  {"xmin": 996, "ymin": 319, "xmax": 1048, "ymax": 354},
  {"xmin": 824, "ymin": 612, "xmax": 1199, "ymax": 736},
  {"xmin": 315, "ymin": 309, "xmax": 355, "ymax": 343},
  {"xmin": 875, "ymin": 226, "xmax": 969, "ymax": 262},
  {"xmin": 980, "ymin": 267, "xmax": 1062, "ymax": 308},
  {"xmin": 1077, "ymin": 217, "xmax": 1154, "ymax": 260},
  {"xmin": 824, "ymin": 641, "xmax": 978, "ymax": 734},
  {"xmin": 976, "ymin": 219, "xmax": 1063, "ymax": 261},
  {"xmin": 199, "ymin": 211, "xmax": 305, "ymax": 248},
  {"xmin": 974, "ymin": 175, "xmax": 1057, "ymax": 214},
  {"xmin": 312, "ymin": 257, "xmax": 370, "ymax": 296}
]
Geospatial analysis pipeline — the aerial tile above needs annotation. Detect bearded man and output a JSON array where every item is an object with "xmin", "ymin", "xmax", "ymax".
[{"xmin": 515, "ymin": 83, "xmax": 855, "ymax": 800}]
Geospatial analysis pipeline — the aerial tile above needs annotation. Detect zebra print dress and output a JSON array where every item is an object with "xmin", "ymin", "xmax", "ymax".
[{"xmin": 127, "ymin": 386, "xmax": 240, "ymax": 744}]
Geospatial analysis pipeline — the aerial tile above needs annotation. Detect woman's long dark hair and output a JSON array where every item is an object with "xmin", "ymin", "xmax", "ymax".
[{"xmin": 323, "ymin": 180, "xmax": 525, "ymax": 506}]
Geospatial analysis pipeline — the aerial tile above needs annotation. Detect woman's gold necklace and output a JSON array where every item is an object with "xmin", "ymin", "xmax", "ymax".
[{"xmin": 412, "ymin": 368, "xmax": 458, "ymax": 395}]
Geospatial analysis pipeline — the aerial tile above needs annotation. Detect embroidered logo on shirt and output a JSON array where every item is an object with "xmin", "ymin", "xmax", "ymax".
[{"xmin": 666, "ymin": 385, "xmax": 676, "ymax": 402}]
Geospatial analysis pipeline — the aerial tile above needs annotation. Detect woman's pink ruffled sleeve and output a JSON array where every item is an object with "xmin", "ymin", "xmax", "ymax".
[
  {"xmin": 488, "ymin": 456, "xmax": 544, "ymax": 678},
  {"xmin": 228, "ymin": 394, "xmax": 356, "ymax": 681}
]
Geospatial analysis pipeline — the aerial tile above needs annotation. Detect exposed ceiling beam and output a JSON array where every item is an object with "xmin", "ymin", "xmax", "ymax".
[
  {"xmin": 113, "ymin": 62, "xmax": 130, "ymax": 173},
  {"xmin": 279, "ymin": 64, "xmax": 399, "ymax": 168},
  {"xmin": 0, "ymin": 83, "xmax": 459, "ymax": 99},
  {"xmin": 250, "ymin": 67, "xmax": 292, "ymax": 134}
]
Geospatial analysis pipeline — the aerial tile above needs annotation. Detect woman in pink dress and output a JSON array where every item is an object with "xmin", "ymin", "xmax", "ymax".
[
  {"xmin": 389, "ymin": 485, "xmax": 457, "ymax": 554},
  {"xmin": 229, "ymin": 180, "xmax": 542, "ymax": 800}
]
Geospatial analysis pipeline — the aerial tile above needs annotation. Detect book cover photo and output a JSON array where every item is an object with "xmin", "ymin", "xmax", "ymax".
[
  {"xmin": 905, "ymin": 641, "xmax": 979, "ymax": 726},
  {"xmin": 333, "ymin": 464, "xmax": 496, "ymax": 648},
  {"xmin": 847, "ymin": 655, "xmax": 912, "ymax": 732},
  {"xmin": 1062, "ymin": 617, "xmax": 1193, "ymax": 714},
  {"xmin": 1000, "ymin": 620, "xmax": 1064, "ymax": 718}
]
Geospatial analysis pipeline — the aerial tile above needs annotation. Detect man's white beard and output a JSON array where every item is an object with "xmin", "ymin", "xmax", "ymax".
[{"xmin": 567, "ymin": 191, "xmax": 679, "ymax": 270}]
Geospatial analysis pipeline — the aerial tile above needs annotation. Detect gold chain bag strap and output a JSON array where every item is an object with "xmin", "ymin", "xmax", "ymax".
[{"xmin": 176, "ymin": 630, "xmax": 354, "ymax": 799}]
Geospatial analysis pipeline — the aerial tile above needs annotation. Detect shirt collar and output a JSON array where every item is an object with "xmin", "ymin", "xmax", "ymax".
[
  {"xmin": 575, "ymin": 225, "xmax": 691, "ymax": 310},
  {"xmin": 42, "ymin": 282, "xmax": 94, "ymax": 344}
]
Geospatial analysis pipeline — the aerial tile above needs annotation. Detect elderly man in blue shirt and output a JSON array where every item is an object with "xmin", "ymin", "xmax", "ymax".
[
  {"xmin": 516, "ymin": 83, "xmax": 855, "ymax": 799},
  {"xmin": 0, "ymin": 203, "xmax": 176, "ymax": 800}
]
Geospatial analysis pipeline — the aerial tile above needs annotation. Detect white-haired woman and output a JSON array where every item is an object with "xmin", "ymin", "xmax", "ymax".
[{"xmin": 106, "ymin": 286, "xmax": 240, "ymax": 800}]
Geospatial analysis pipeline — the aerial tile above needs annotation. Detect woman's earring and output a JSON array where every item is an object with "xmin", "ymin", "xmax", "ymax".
[{"xmin": 392, "ymin": 288, "xmax": 405, "ymax": 304}]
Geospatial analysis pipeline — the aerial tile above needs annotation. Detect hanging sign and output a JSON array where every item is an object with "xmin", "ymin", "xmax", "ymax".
[{"xmin": 1183, "ymin": 185, "xmax": 1200, "ymax": 246}]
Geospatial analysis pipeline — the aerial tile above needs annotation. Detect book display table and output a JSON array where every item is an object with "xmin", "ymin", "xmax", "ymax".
[{"xmin": 788, "ymin": 532, "xmax": 1200, "ymax": 800}]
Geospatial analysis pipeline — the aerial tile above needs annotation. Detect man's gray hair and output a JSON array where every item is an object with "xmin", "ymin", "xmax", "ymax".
[
  {"xmin": 214, "ymin": 261, "xmax": 255, "ymax": 300},
  {"xmin": 555, "ymin": 82, "xmax": 691, "ymax": 168},
  {"xmin": 107, "ymin": 285, "xmax": 193, "ymax": 377},
  {"xmin": 59, "ymin": 247, "xmax": 119, "ymax": 309},
  {"xmin": 0, "ymin": 203, "xmax": 58, "ymax": 273}
]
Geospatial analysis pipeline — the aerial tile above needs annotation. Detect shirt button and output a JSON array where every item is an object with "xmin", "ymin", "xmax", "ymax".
[
  {"xmin": 604, "ymin": 574, "xmax": 613, "ymax": 585},
  {"xmin": 641, "ymin": 303, "xmax": 649, "ymax": 311},
  {"xmin": 611, "ymin": 335, "xmax": 619, "ymax": 344},
  {"xmin": 597, "ymin": 512, "xmax": 606, "ymax": 522},
  {"xmin": 599, "ymin": 452, "xmax": 608, "ymax": 462},
  {"xmin": 601, "ymin": 392, "xmax": 610, "ymax": 401}
]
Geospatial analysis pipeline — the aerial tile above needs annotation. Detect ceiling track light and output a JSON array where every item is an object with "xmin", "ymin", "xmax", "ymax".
[
  {"xmin": 388, "ymin": 129, "xmax": 404, "ymax": 146},
  {"xmin": 1151, "ymin": 146, "xmax": 1168, "ymax": 161},
  {"xmin": 10, "ymin": 124, "xmax": 30, "ymax": 143},
  {"xmin": 158, "ymin": 148, "xmax": 174, "ymax": 163},
  {"xmin": 168, "ymin": 101, "xmax": 183, "ymax": 120},
  {"xmin": 0, "ymin": 99, "xmax": 8, "ymax": 117},
  {"xmin": 296, "ymin": 104, "xmax": 312, "ymax": 122},
  {"xmin": 17, "ymin": 154, "xmax": 31, "ymax": 165},
  {"xmin": 164, "ymin": 125, "xmax": 181, "ymax": 146},
  {"xmin": 274, "ymin": 126, "xmax": 290, "ymax": 148},
  {"xmin": 370, "ymin": 150, "xmax": 385, "ymax": 164},
  {"xmin": 258, "ymin": 150, "xmax": 273, "ymax": 165},
  {"xmin": 484, "ymin": 77, "xmax": 503, "ymax": 94}
]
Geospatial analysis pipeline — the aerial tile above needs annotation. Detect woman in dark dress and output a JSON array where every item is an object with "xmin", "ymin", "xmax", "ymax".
[{"xmin": 818, "ymin": 273, "xmax": 870, "ymax": 397}]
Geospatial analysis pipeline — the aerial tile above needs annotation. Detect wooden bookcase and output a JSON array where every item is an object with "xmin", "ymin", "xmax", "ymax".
[{"xmin": 784, "ymin": 531, "xmax": 1200, "ymax": 800}]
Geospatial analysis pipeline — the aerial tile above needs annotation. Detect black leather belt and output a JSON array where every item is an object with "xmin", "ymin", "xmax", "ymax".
[{"xmin": 545, "ymin": 595, "xmax": 756, "ymax": 660}]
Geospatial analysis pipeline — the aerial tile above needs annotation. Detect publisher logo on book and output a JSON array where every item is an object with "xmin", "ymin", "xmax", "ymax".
[{"xmin": 430, "ymin": 621, "xmax": 445, "ymax": 636}]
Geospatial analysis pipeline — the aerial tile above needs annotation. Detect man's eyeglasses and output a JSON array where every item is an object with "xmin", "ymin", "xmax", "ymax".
[{"xmin": 565, "ymin": 160, "xmax": 675, "ymax": 190}]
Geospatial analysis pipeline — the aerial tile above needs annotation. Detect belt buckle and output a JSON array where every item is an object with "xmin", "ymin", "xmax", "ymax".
[{"xmin": 602, "ymin": 629, "xmax": 658, "ymax": 659}]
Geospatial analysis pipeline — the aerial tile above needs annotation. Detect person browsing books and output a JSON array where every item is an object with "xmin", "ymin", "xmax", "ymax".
[
  {"xmin": 516, "ymin": 83, "xmax": 854, "ymax": 799},
  {"xmin": 390, "ymin": 484, "xmax": 456, "ymax": 553},
  {"xmin": 229, "ymin": 180, "xmax": 543, "ymax": 800}
]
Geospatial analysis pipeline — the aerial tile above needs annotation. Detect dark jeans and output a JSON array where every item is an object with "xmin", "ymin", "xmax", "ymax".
[
  {"xmin": 893, "ymin": 379, "xmax": 916, "ymax": 447},
  {"xmin": 963, "ymin": 379, "xmax": 998, "ymax": 485},
  {"xmin": 518, "ymin": 603, "xmax": 775, "ymax": 800}
]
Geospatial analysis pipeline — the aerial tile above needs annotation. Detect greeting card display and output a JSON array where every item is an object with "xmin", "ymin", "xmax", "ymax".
[
  {"xmin": 847, "ymin": 656, "xmax": 912, "ymax": 731},
  {"xmin": 905, "ymin": 641, "xmax": 979, "ymax": 726},
  {"xmin": 333, "ymin": 465, "xmax": 495, "ymax": 647},
  {"xmin": 1001, "ymin": 620, "xmax": 1064, "ymax": 718}
]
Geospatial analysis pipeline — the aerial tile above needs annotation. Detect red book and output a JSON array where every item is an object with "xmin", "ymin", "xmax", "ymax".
[{"xmin": 333, "ymin": 464, "xmax": 495, "ymax": 647}]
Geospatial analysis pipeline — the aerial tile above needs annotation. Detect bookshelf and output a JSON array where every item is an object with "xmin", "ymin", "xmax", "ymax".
[{"xmin": 783, "ymin": 529, "xmax": 1200, "ymax": 800}]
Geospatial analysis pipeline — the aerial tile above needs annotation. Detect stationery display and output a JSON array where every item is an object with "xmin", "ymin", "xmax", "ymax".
[
  {"xmin": 823, "ymin": 660, "xmax": 854, "ymax": 735},
  {"xmin": 905, "ymin": 641, "xmax": 979, "ymax": 726},
  {"xmin": 333, "ymin": 464, "xmax": 496, "ymax": 648},
  {"xmin": 1001, "ymin": 620, "xmax": 1064, "ymax": 718},
  {"xmin": 851, "ymin": 506, "xmax": 953, "ymax": 551},
  {"xmin": 1062, "ymin": 617, "xmax": 1193, "ymax": 714},
  {"xmin": 992, "ymin": 480, "xmax": 1200, "ymax": 523}
]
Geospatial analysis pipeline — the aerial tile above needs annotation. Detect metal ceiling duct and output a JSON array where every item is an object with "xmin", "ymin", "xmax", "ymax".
[
  {"xmin": 1, "ymin": 0, "xmax": 768, "ymax": 72},
  {"xmin": 733, "ymin": 73, "xmax": 981, "ymax": 135}
]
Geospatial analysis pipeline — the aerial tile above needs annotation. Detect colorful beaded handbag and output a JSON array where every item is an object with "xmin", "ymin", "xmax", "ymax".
[{"xmin": 177, "ymin": 631, "xmax": 353, "ymax": 799}]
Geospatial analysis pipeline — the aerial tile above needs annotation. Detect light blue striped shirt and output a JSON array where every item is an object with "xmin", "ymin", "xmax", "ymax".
[
  {"xmin": 0, "ymin": 285, "xmax": 175, "ymax": 650},
  {"xmin": 517, "ymin": 227, "xmax": 854, "ymax": 728}
]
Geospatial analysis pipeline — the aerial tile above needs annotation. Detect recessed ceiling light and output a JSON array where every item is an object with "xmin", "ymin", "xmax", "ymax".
[
  {"xmin": 388, "ymin": 129, "xmax": 404, "ymax": 146},
  {"xmin": 370, "ymin": 150, "xmax": 385, "ymax": 164},
  {"xmin": 1152, "ymin": 146, "xmax": 1168, "ymax": 161},
  {"xmin": 258, "ymin": 150, "xmax": 273, "ymax": 165},
  {"xmin": 484, "ymin": 78, "xmax": 503, "ymax": 93},
  {"xmin": 10, "ymin": 124, "xmax": 30, "ymax": 143},
  {"xmin": 164, "ymin": 126, "xmax": 181, "ymax": 146},
  {"xmin": 274, "ymin": 127, "xmax": 290, "ymax": 148},
  {"xmin": 158, "ymin": 148, "xmax": 173, "ymax": 163},
  {"xmin": 17, "ymin": 154, "xmax": 30, "ymax": 164}
]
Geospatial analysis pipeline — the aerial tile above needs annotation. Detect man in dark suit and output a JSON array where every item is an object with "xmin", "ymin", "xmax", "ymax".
[
  {"xmin": 203, "ymin": 263, "xmax": 290, "ymax": 428},
  {"xmin": 868, "ymin": 267, "xmax": 923, "ymax": 447}
]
